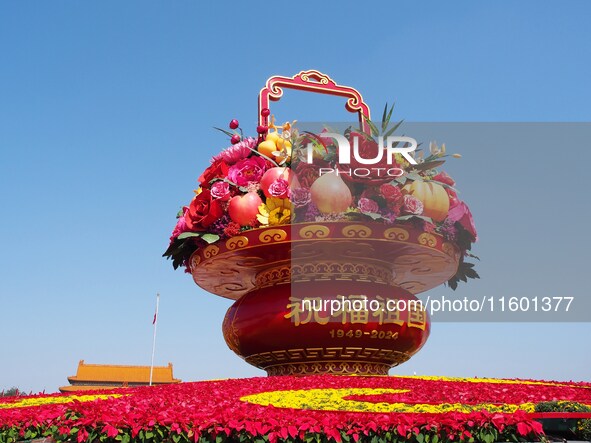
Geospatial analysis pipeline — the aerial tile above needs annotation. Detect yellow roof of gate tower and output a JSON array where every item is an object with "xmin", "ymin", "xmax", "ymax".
[{"xmin": 59, "ymin": 360, "xmax": 181, "ymax": 393}]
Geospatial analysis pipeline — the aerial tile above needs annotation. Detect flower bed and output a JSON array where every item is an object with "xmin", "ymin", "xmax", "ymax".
[{"xmin": 2, "ymin": 375, "xmax": 590, "ymax": 443}]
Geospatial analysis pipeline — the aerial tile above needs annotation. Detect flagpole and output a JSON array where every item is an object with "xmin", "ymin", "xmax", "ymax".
[{"xmin": 149, "ymin": 293, "xmax": 160, "ymax": 386}]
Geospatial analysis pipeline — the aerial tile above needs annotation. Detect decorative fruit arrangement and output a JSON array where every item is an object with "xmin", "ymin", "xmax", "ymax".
[
  {"xmin": 164, "ymin": 106, "xmax": 478, "ymax": 288},
  {"xmin": 310, "ymin": 172, "xmax": 352, "ymax": 214},
  {"xmin": 402, "ymin": 180, "xmax": 450, "ymax": 222}
]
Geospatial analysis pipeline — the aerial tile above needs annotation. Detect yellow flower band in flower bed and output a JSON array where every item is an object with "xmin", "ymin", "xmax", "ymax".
[
  {"xmin": 241, "ymin": 387, "xmax": 588, "ymax": 414},
  {"xmin": 397, "ymin": 375, "xmax": 587, "ymax": 388},
  {"xmin": 0, "ymin": 394, "xmax": 122, "ymax": 409}
]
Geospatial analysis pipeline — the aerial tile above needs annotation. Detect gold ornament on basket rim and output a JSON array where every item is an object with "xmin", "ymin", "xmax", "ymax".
[
  {"xmin": 384, "ymin": 227, "xmax": 410, "ymax": 241},
  {"xmin": 226, "ymin": 236, "xmax": 249, "ymax": 250},
  {"xmin": 299, "ymin": 224, "xmax": 331, "ymax": 239},
  {"xmin": 259, "ymin": 228, "xmax": 288, "ymax": 243}
]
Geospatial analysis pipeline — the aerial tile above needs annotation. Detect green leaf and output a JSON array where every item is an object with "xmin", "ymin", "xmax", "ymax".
[
  {"xmin": 396, "ymin": 215, "xmax": 434, "ymax": 223},
  {"xmin": 382, "ymin": 103, "xmax": 395, "ymax": 133},
  {"xmin": 411, "ymin": 160, "xmax": 446, "ymax": 172},
  {"xmin": 464, "ymin": 268, "xmax": 480, "ymax": 279},
  {"xmin": 213, "ymin": 126, "xmax": 235, "ymax": 138},
  {"xmin": 346, "ymin": 211, "xmax": 383, "ymax": 221},
  {"xmin": 363, "ymin": 212, "xmax": 384, "ymax": 220},
  {"xmin": 177, "ymin": 232, "xmax": 203, "ymax": 240},
  {"xmin": 201, "ymin": 233, "xmax": 220, "ymax": 244},
  {"xmin": 383, "ymin": 119, "xmax": 404, "ymax": 138},
  {"xmin": 366, "ymin": 117, "xmax": 380, "ymax": 137},
  {"xmin": 163, "ymin": 239, "xmax": 184, "ymax": 259},
  {"xmin": 404, "ymin": 171, "xmax": 424, "ymax": 182},
  {"xmin": 447, "ymin": 277, "xmax": 458, "ymax": 290}
]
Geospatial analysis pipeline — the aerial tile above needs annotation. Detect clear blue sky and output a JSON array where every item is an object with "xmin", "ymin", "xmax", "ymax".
[{"xmin": 1, "ymin": 1, "xmax": 590, "ymax": 393}]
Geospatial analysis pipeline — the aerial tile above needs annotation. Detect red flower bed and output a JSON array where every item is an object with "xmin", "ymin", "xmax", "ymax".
[{"xmin": 1, "ymin": 375, "xmax": 590, "ymax": 443}]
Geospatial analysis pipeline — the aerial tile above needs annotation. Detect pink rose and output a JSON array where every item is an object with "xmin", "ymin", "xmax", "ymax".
[
  {"xmin": 290, "ymin": 187, "xmax": 311, "ymax": 208},
  {"xmin": 210, "ymin": 181, "xmax": 231, "ymax": 201},
  {"xmin": 447, "ymin": 200, "xmax": 477, "ymax": 241},
  {"xmin": 227, "ymin": 156, "xmax": 268, "ymax": 187},
  {"xmin": 402, "ymin": 194, "xmax": 424, "ymax": 215},
  {"xmin": 358, "ymin": 197, "xmax": 379, "ymax": 213},
  {"xmin": 169, "ymin": 207, "xmax": 189, "ymax": 243},
  {"xmin": 268, "ymin": 178, "xmax": 290, "ymax": 199}
]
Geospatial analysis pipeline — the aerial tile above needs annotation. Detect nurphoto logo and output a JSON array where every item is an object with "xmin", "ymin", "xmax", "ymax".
[{"xmin": 305, "ymin": 133, "xmax": 418, "ymax": 178}]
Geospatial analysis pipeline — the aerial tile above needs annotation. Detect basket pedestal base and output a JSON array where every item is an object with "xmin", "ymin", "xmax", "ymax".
[
  {"xmin": 222, "ymin": 272, "xmax": 430, "ymax": 376},
  {"xmin": 190, "ymin": 222, "xmax": 459, "ymax": 376}
]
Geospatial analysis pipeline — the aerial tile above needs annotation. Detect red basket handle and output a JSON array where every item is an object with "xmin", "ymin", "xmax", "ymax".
[{"xmin": 258, "ymin": 70, "xmax": 371, "ymax": 133}]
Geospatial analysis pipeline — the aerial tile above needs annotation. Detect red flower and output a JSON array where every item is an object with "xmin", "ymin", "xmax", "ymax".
[
  {"xmin": 379, "ymin": 183, "xmax": 404, "ymax": 209},
  {"xmin": 199, "ymin": 159, "xmax": 229, "ymax": 187},
  {"xmin": 3, "ymin": 375, "xmax": 588, "ymax": 442},
  {"xmin": 295, "ymin": 162, "xmax": 322, "ymax": 189},
  {"xmin": 184, "ymin": 189, "xmax": 224, "ymax": 231},
  {"xmin": 433, "ymin": 171, "xmax": 455, "ymax": 187},
  {"xmin": 223, "ymin": 222, "xmax": 241, "ymax": 237}
]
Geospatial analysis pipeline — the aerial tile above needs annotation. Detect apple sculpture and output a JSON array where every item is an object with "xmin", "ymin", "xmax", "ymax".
[{"xmin": 228, "ymin": 192, "xmax": 263, "ymax": 227}]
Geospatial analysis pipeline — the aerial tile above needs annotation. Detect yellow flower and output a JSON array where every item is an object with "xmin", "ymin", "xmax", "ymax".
[
  {"xmin": 257, "ymin": 198, "xmax": 292, "ymax": 226},
  {"xmin": 394, "ymin": 153, "xmax": 410, "ymax": 168},
  {"xmin": 241, "ymin": 388, "xmax": 539, "ymax": 414},
  {"xmin": 395, "ymin": 374, "xmax": 582, "ymax": 388},
  {"xmin": 0, "ymin": 394, "xmax": 122, "ymax": 409}
]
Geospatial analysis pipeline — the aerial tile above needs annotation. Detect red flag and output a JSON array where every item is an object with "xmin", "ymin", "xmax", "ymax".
[{"xmin": 152, "ymin": 311, "xmax": 157, "ymax": 325}]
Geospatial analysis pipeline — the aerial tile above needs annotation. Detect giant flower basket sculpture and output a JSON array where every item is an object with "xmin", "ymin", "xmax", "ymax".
[{"xmin": 164, "ymin": 70, "xmax": 478, "ymax": 376}]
